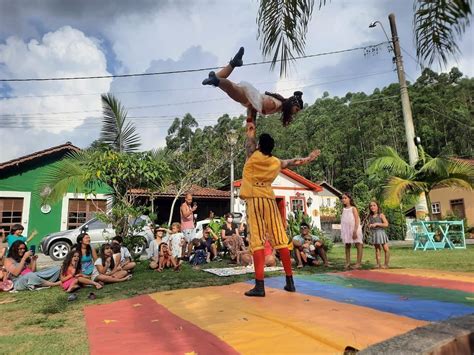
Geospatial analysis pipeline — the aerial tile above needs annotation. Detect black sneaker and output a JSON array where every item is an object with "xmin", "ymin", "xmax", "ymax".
[
  {"xmin": 202, "ymin": 71, "xmax": 220, "ymax": 86},
  {"xmin": 229, "ymin": 47, "xmax": 245, "ymax": 68}
]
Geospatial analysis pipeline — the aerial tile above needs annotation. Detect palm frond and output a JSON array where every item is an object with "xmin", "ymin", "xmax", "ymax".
[
  {"xmin": 100, "ymin": 93, "xmax": 141, "ymax": 152},
  {"xmin": 257, "ymin": 0, "xmax": 321, "ymax": 76},
  {"xmin": 367, "ymin": 146, "xmax": 414, "ymax": 176},
  {"xmin": 36, "ymin": 150, "xmax": 94, "ymax": 204},
  {"xmin": 417, "ymin": 156, "xmax": 450, "ymax": 177},
  {"xmin": 414, "ymin": 0, "xmax": 472, "ymax": 67},
  {"xmin": 383, "ymin": 176, "xmax": 428, "ymax": 207},
  {"xmin": 433, "ymin": 177, "xmax": 473, "ymax": 190}
]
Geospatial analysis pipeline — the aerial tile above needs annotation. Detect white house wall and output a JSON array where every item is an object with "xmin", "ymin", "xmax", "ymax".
[{"xmin": 234, "ymin": 174, "xmax": 322, "ymax": 229}]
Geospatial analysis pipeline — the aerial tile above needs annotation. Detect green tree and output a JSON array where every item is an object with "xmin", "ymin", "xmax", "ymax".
[{"xmin": 368, "ymin": 145, "xmax": 474, "ymax": 218}]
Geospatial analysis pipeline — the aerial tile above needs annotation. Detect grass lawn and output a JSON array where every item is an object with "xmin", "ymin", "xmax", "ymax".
[{"xmin": 0, "ymin": 244, "xmax": 473, "ymax": 354}]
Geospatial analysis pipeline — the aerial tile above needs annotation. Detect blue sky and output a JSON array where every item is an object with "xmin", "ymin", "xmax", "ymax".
[{"xmin": 0, "ymin": 0, "xmax": 472, "ymax": 162}]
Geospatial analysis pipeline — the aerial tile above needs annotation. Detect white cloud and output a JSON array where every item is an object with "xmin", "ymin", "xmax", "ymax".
[{"xmin": 0, "ymin": 26, "xmax": 111, "ymax": 134}]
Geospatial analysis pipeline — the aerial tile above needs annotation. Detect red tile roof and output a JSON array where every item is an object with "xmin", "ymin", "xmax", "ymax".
[
  {"xmin": 234, "ymin": 168, "xmax": 322, "ymax": 192},
  {"xmin": 130, "ymin": 184, "xmax": 230, "ymax": 199},
  {"xmin": 0, "ymin": 142, "xmax": 80, "ymax": 171}
]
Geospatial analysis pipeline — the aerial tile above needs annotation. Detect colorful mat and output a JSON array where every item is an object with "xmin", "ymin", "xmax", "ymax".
[
  {"xmin": 85, "ymin": 269, "xmax": 474, "ymax": 354},
  {"xmin": 203, "ymin": 265, "xmax": 283, "ymax": 277}
]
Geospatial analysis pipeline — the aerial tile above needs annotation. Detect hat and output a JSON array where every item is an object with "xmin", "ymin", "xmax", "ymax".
[{"xmin": 154, "ymin": 226, "xmax": 167, "ymax": 232}]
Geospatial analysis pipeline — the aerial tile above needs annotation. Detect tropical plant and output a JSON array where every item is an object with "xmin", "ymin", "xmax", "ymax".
[
  {"xmin": 100, "ymin": 93, "xmax": 141, "ymax": 153},
  {"xmin": 257, "ymin": 0, "xmax": 472, "ymax": 74},
  {"xmin": 368, "ymin": 145, "xmax": 474, "ymax": 218}
]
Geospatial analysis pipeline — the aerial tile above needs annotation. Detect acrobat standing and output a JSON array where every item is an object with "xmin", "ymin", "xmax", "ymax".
[
  {"xmin": 239, "ymin": 119, "xmax": 320, "ymax": 297},
  {"xmin": 202, "ymin": 47, "xmax": 304, "ymax": 126}
]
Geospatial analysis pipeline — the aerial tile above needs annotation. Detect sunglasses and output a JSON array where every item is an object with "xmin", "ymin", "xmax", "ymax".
[{"xmin": 300, "ymin": 226, "xmax": 309, "ymax": 229}]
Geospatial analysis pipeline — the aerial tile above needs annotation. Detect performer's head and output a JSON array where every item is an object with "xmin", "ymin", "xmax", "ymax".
[
  {"xmin": 258, "ymin": 133, "xmax": 275, "ymax": 156},
  {"xmin": 281, "ymin": 91, "xmax": 303, "ymax": 126}
]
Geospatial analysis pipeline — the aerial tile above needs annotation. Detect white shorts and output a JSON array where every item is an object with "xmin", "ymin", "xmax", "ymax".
[{"xmin": 182, "ymin": 229, "xmax": 196, "ymax": 243}]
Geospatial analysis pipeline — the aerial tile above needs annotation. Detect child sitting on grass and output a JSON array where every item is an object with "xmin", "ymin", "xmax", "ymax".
[
  {"xmin": 157, "ymin": 243, "xmax": 181, "ymax": 272},
  {"xmin": 190, "ymin": 238, "xmax": 208, "ymax": 266},
  {"xmin": 60, "ymin": 249, "xmax": 102, "ymax": 292}
]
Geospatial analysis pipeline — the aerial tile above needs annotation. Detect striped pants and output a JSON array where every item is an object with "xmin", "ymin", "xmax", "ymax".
[{"xmin": 246, "ymin": 197, "xmax": 289, "ymax": 252}]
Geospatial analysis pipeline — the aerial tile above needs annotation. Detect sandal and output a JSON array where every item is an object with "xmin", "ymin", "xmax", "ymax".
[
  {"xmin": 88, "ymin": 292, "xmax": 96, "ymax": 300},
  {"xmin": 67, "ymin": 293, "xmax": 78, "ymax": 302},
  {"xmin": 202, "ymin": 71, "xmax": 220, "ymax": 87}
]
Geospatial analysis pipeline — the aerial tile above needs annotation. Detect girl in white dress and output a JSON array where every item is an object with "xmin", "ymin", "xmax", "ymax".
[{"xmin": 340, "ymin": 193, "xmax": 363, "ymax": 270}]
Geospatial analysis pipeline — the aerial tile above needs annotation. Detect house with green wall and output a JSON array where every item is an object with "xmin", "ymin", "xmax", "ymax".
[{"xmin": 0, "ymin": 142, "xmax": 110, "ymax": 246}]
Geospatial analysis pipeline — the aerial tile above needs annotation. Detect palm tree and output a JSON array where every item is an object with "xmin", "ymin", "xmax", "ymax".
[
  {"xmin": 367, "ymin": 146, "xmax": 474, "ymax": 218},
  {"xmin": 257, "ymin": 0, "xmax": 472, "ymax": 75},
  {"xmin": 38, "ymin": 93, "xmax": 142, "ymax": 204}
]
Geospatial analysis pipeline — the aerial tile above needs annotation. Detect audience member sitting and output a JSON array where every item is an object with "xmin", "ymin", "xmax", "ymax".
[
  {"xmin": 148, "ymin": 226, "xmax": 167, "ymax": 270},
  {"xmin": 91, "ymin": 244, "xmax": 132, "ymax": 284},
  {"xmin": 157, "ymin": 243, "xmax": 181, "ymax": 272},
  {"xmin": 239, "ymin": 221, "xmax": 249, "ymax": 246},
  {"xmin": 202, "ymin": 227, "xmax": 219, "ymax": 261},
  {"xmin": 76, "ymin": 233, "xmax": 98, "ymax": 278},
  {"xmin": 221, "ymin": 213, "xmax": 244, "ymax": 263},
  {"xmin": 168, "ymin": 222, "xmax": 185, "ymax": 260},
  {"xmin": 292, "ymin": 222, "xmax": 329, "ymax": 267},
  {"xmin": 111, "ymin": 236, "xmax": 136, "ymax": 272},
  {"xmin": 60, "ymin": 249, "xmax": 102, "ymax": 292},
  {"xmin": 0, "ymin": 228, "xmax": 6, "ymax": 266},
  {"xmin": 190, "ymin": 238, "xmax": 208, "ymax": 266},
  {"xmin": 5, "ymin": 224, "xmax": 38, "ymax": 250},
  {"xmin": 4, "ymin": 240, "xmax": 60, "ymax": 291}
]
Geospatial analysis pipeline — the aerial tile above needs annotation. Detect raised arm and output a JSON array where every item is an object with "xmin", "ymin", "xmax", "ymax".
[
  {"xmin": 245, "ymin": 109, "xmax": 257, "ymax": 159},
  {"xmin": 281, "ymin": 150, "xmax": 320, "ymax": 169}
]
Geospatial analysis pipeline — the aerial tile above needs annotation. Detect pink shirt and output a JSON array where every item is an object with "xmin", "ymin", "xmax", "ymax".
[{"xmin": 180, "ymin": 203, "xmax": 194, "ymax": 230}]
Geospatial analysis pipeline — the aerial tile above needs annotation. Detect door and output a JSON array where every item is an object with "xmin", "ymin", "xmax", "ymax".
[
  {"xmin": 276, "ymin": 197, "xmax": 286, "ymax": 226},
  {"xmin": 450, "ymin": 199, "xmax": 466, "ymax": 219}
]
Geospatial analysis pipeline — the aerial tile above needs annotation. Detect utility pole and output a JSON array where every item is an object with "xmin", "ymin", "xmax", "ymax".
[
  {"xmin": 388, "ymin": 13, "xmax": 418, "ymax": 165},
  {"xmin": 388, "ymin": 13, "xmax": 428, "ymax": 219}
]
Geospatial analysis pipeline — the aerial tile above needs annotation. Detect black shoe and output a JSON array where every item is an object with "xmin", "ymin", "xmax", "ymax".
[
  {"xmin": 229, "ymin": 46, "xmax": 244, "ymax": 68},
  {"xmin": 284, "ymin": 275, "xmax": 296, "ymax": 292},
  {"xmin": 245, "ymin": 279, "xmax": 265, "ymax": 297},
  {"xmin": 202, "ymin": 71, "xmax": 220, "ymax": 86}
]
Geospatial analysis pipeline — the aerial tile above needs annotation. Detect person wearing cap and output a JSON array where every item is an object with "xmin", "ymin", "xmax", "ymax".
[
  {"xmin": 240, "ymin": 118, "xmax": 320, "ymax": 297},
  {"xmin": 292, "ymin": 222, "xmax": 330, "ymax": 268},
  {"xmin": 202, "ymin": 47, "xmax": 304, "ymax": 126},
  {"xmin": 148, "ymin": 226, "xmax": 168, "ymax": 270}
]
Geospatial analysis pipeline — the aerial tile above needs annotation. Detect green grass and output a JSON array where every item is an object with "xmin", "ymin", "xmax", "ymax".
[{"xmin": 0, "ymin": 245, "xmax": 472, "ymax": 354}]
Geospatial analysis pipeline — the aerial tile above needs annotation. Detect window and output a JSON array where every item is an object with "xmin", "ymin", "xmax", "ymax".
[
  {"xmin": 291, "ymin": 198, "xmax": 304, "ymax": 214},
  {"xmin": 0, "ymin": 198, "xmax": 23, "ymax": 233},
  {"xmin": 326, "ymin": 198, "xmax": 331, "ymax": 207},
  {"xmin": 67, "ymin": 199, "xmax": 106, "ymax": 230},
  {"xmin": 431, "ymin": 202, "xmax": 441, "ymax": 214},
  {"xmin": 450, "ymin": 199, "xmax": 466, "ymax": 219}
]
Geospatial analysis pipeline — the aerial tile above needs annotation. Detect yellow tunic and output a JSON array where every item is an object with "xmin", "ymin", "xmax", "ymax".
[{"xmin": 240, "ymin": 151, "xmax": 289, "ymax": 251}]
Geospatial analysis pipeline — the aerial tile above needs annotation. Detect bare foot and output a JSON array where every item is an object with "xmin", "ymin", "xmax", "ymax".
[
  {"xmin": 344, "ymin": 264, "xmax": 351, "ymax": 270},
  {"xmin": 382, "ymin": 264, "xmax": 389, "ymax": 269},
  {"xmin": 352, "ymin": 263, "xmax": 361, "ymax": 270},
  {"xmin": 94, "ymin": 283, "xmax": 103, "ymax": 290},
  {"xmin": 376, "ymin": 264, "xmax": 382, "ymax": 269},
  {"xmin": 297, "ymin": 264, "xmax": 303, "ymax": 269}
]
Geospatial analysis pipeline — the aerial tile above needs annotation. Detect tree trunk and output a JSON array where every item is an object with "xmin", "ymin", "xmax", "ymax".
[{"xmin": 168, "ymin": 195, "xmax": 180, "ymax": 227}]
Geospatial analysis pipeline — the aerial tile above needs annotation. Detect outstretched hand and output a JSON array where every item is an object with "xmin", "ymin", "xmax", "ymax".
[{"xmin": 308, "ymin": 149, "xmax": 321, "ymax": 162}]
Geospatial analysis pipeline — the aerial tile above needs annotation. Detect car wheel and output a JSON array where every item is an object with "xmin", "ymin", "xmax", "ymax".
[
  {"xmin": 131, "ymin": 239, "xmax": 146, "ymax": 257},
  {"xmin": 50, "ymin": 241, "xmax": 71, "ymax": 261}
]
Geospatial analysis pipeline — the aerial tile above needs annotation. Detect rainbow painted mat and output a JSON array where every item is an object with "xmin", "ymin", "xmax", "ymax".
[{"xmin": 85, "ymin": 269, "xmax": 474, "ymax": 354}]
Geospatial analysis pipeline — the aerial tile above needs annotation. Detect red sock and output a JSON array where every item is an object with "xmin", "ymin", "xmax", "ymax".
[
  {"xmin": 253, "ymin": 249, "xmax": 265, "ymax": 280},
  {"xmin": 279, "ymin": 247, "xmax": 293, "ymax": 276}
]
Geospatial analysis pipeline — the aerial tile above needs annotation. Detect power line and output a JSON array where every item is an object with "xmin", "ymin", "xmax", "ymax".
[
  {"xmin": 0, "ymin": 42, "xmax": 389, "ymax": 82},
  {"xmin": 0, "ymin": 68, "xmax": 392, "ymax": 100},
  {"xmin": 0, "ymin": 70, "xmax": 394, "ymax": 118}
]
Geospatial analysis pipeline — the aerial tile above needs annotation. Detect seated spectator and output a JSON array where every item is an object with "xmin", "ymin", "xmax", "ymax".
[
  {"xmin": 237, "ymin": 249, "xmax": 253, "ymax": 266},
  {"xmin": 76, "ymin": 233, "xmax": 98, "ymax": 278},
  {"xmin": 6, "ymin": 224, "xmax": 38, "ymax": 250},
  {"xmin": 168, "ymin": 223, "xmax": 185, "ymax": 260},
  {"xmin": 0, "ymin": 228, "xmax": 6, "ymax": 266},
  {"xmin": 148, "ymin": 227, "xmax": 167, "ymax": 270},
  {"xmin": 239, "ymin": 222, "xmax": 249, "ymax": 247},
  {"xmin": 60, "ymin": 249, "xmax": 102, "ymax": 292},
  {"xmin": 264, "ymin": 239, "xmax": 277, "ymax": 267},
  {"xmin": 4, "ymin": 240, "xmax": 60, "ymax": 291},
  {"xmin": 190, "ymin": 238, "xmax": 208, "ymax": 266},
  {"xmin": 202, "ymin": 227, "xmax": 219, "ymax": 261},
  {"xmin": 157, "ymin": 243, "xmax": 181, "ymax": 272},
  {"xmin": 91, "ymin": 244, "xmax": 131, "ymax": 284},
  {"xmin": 221, "ymin": 213, "xmax": 244, "ymax": 263},
  {"xmin": 292, "ymin": 222, "xmax": 329, "ymax": 268},
  {"xmin": 111, "ymin": 236, "xmax": 136, "ymax": 272}
]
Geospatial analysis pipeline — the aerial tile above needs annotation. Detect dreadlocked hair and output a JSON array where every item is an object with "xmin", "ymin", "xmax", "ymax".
[{"xmin": 265, "ymin": 91, "xmax": 303, "ymax": 126}]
